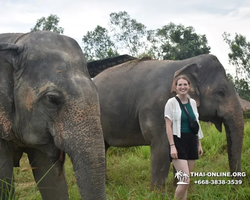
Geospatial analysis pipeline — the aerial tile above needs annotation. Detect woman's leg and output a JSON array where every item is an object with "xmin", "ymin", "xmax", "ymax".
[
  {"xmin": 188, "ymin": 160, "xmax": 195, "ymax": 172},
  {"xmin": 182, "ymin": 160, "xmax": 196, "ymax": 199},
  {"xmin": 172, "ymin": 159, "xmax": 190, "ymax": 200}
]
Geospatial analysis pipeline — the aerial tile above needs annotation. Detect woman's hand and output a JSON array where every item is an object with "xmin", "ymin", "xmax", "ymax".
[
  {"xmin": 198, "ymin": 143, "xmax": 203, "ymax": 156},
  {"xmin": 170, "ymin": 145, "xmax": 178, "ymax": 159}
]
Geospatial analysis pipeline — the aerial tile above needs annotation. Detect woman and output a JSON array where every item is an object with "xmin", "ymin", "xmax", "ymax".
[{"xmin": 164, "ymin": 75, "xmax": 203, "ymax": 200}]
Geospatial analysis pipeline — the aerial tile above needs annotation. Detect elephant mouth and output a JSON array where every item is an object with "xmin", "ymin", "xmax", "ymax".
[
  {"xmin": 47, "ymin": 148, "xmax": 66, "ymax": 176},
  {"xmin": 212, "ymin": 109, "xmax": 223, "ymax": 132},
  {"xmin": 59, "ymin": 150, "xmax": 65, "ymax": 162},
  {"xmin": 56, "ymin": 150, "xmax": 66, "ymax": 175},
  {"xmin": 214, "ymin": 120, "xmax": 223, "ymax": 132},
  {"xmin": 38, "ymin": 144, "xmax": 66, "ymax": 175}
]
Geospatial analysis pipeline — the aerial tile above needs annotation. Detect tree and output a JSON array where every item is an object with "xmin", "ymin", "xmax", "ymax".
[
  {"xmin": 223, "ymin": 32, "xmax": 250, "ymax": 79},
  {"xmin": 82, "ymin": 11, "xmax": 211, "ymax": 61},
  {"xmin": 109, "ymin": 11, "xmax": 148, "ymax": 57},
  {"xmin": 148, "ymin": 23, "xmax": 211, "ymax": 60},
  {"xmin": 82, "ymin": 25, "xmax": 118, "ymax": 61},
  {"xmin": 223, "ymin": 32, "xmax": 250, "ymax": 100},
  {"xmin": 227, "ymin": 73, "xmax": 250, "ymax": 101},
  {"xmin": 82, "ymin": 11, "xmax": 148, "ymax": 60},
  {"xmin": 31, "ymin": 14, "xmax": 64, "ymax": 34},
  {"xmin": 235, "ymin": 78, "xmax": 250, "ymax": 101}
]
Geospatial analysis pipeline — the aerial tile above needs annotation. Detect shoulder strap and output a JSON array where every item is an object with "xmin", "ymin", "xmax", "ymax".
[{"xmin": 175, "ymin": 96, "xmax": 193, "ymax": 123}]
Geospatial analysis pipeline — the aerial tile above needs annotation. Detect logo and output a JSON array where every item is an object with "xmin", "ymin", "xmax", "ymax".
[{"xmin": 175, "ymin": 170, "xmax": 189, "ymax": 185}]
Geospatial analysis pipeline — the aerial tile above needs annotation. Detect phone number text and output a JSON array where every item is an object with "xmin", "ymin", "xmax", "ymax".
[{"xmin": 194, "ymin": 180, "xmax": 242, "ymax": 185}]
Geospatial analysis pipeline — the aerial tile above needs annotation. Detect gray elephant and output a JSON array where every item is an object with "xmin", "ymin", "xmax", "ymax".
[
  {"xmin": 0, "ymin": 31, "xmax": 106, "ymax": 200},
  {"xmin": 93, "ymin": 54, "xmax": 244, "ymax": 190}
]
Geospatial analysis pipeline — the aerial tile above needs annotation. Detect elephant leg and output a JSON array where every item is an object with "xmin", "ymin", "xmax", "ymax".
[
  {"xmin": 26, "ymin": 148, "xmax": 69, "ymax": 200},
  {"xmin": 139, "ymin": 111, "xmax": 170, "ymax": 191},
  {"xmin": 150, "ymin": 136, "xmax": 170, "ymax": 191},
  {"xmin": 0, "ymin": 139, "xmax": 15, "ymax": 199}
]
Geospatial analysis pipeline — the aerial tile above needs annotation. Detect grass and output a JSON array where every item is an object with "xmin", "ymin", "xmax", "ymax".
[{"xmin": 9, "ymin": 122, "xmax": 250, "ymax": 199}]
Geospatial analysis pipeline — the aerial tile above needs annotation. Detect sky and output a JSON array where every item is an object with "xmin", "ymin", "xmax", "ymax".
[{"xmin": 1, "ymin": 0, "xmax": 250, "ymax": 75}]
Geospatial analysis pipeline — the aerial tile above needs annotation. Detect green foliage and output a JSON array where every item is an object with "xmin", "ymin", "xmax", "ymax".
[
  {"xmin": 243, "ymin": 110, "xmax": 250, "ymax": 119},
  {"xmin": 226, "ymin": 73, "xmax": 234, "ymax": 83},
  {"xmin": 235, "ymin": 78, "xmax": 250, "ymax": 101},
  {"xmin": 82, "ymin": 25, "xmax": 119, "ymax": 60},
  {"xmin": 199, "ymin": 122, "xmax": 227, "ymax": 158},
  {"xmin": 0, "ymin": 179, "xmax": 15, "ymax": 200},
  {"xmin": 82, "ymin": 11, "xmax": 210, "ymax": 61},
  {"xmin": 223, "ymin": 32, "xmax": 250, "ymax": 79},
  {"xmin": 223, "ymin": 32, "xmax": 250, "ymax": 101},
  {"xmin": 11, "ymin": 122, "xmax": 250, "ymax": 199},
  {"xmin": 109, "ymin": 11, "xmax": 148, "ymax": 57},
  {"xmin": 150, "ymin": 23, "xmax": 211, "ymax": 60},
  {"xmin": 31, "ymin": 14, "xmax": 64, "ymax": 34},
  {"xmin": 226, "ymin": 73, "xmax": 250, "ymax": 101}
]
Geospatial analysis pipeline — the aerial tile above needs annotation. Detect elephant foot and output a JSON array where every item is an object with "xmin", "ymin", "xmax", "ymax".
[
  {"xmin": 150, "ymin": 186, "xmax": 168, "ymax": 200},
  {"xmin": 149, "ymin": 184, "xmax": 165, "ymax": 193}
]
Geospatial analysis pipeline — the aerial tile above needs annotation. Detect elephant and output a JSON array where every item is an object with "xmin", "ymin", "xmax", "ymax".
[
  {"xmin": 0, "ymin": 31, "xmax": 106, "ymax": 200},
  {"xmin": 93, "ymin": 54, "xmax": 244, "ymax": 190}
]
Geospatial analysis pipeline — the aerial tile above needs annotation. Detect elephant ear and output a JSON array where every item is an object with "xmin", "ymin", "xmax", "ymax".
[
  {"xmin": 0, "ymin": 43, "xmax": 24, "ymax": 53},
  {"xmin": 0, "ymin": 43, "xmax": 24, "ymax": 70},
  {"xmin": 0, "ymin": 43, "xmax": 24, "ymax": 139},
  {"xmin": 171, "ymin": 63, "xmax": 201, "ymax": 106}
]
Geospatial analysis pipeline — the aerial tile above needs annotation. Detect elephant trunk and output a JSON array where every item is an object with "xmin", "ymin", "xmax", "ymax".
[
  {"xmin": 55, "ymin": 96, "xmax": 106, "ymax": 199},
  {"xmin": 223, "ymin": 103, "xmax": 244, "ymax": 175},
  {"xmin": 66, "ymin": 124, "xmax": 106, "ymax": 199}
]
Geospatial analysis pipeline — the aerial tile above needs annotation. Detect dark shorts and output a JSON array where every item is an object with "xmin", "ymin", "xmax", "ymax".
[{"xmin": 170, "ymin": 133, "xmax": 198, "ymax": 162}]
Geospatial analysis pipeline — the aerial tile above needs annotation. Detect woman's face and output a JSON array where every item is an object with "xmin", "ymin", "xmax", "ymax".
[{"xmin": 176, "ymin": 78, "xmax": 190, "ymax": 95}]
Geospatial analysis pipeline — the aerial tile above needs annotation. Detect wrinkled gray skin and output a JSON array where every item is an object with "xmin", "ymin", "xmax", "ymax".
[
  {"xmin": 93, "ymin": 54, "xmax": 244, "ymax": 190},
  {"xmin": 0, "ymin": 31, "xmax": 106, "ymax": 200}
]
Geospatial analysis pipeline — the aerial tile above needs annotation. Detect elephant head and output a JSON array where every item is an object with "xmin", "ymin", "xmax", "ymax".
[
  {"xmin": 0, "ymin": 31, "xmax": 106, "ymax": 199},
  {"xmin": 172, "ymin": 55, "xmax": 244, "ymax": 174}
]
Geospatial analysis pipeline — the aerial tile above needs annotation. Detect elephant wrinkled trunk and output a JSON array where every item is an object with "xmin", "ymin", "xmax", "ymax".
[
  {"xmin": 62, "ymin": 119, "xmax": 106, "ymax": 199},
  {"xmin": 68, "ymin": 147, "xmax": 106, "ymax": 199},
  {"xmin": 224, "ymin": 109, "xmax": 244, "ymax": 176},
  {"xmin": 54, "ymin": 97, "xmax": 107, "ymax": 199}
]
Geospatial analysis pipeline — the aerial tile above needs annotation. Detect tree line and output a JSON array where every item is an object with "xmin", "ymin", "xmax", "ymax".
[{"xmin": 30, "ymin": 12, "xmax": 250, "ymax": 101}]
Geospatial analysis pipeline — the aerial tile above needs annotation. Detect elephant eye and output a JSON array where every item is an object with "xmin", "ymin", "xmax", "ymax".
[
  {"xmin": 44, "ymin": 92, "xmax": 63, "ymax": 106},
  {"xmin": 215, "ymin": 90, "xmax": 225, "ymax": 97}
]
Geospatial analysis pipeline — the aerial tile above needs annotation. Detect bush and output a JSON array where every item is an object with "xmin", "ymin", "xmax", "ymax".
[{"xmin": 243, "ymin": 110, "xmax": 250, "ymax": 120}]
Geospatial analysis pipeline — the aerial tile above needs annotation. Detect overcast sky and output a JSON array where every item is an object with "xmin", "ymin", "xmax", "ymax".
[{"xmin": 1, "ymin": 0, "xmax": 250, "ymax": 75}]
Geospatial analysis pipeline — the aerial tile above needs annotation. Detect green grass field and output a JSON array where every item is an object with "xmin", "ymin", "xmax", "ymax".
[{"xmin": 12, "ymin": 121, "xmax": 250, "ymax": 199}]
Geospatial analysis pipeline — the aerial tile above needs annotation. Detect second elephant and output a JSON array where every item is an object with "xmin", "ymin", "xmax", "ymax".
[{"xmin": 93, "ymin": 54, "xmax": 244, "ymax": 189}]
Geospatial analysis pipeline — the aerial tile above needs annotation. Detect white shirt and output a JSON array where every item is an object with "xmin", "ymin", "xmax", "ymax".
[{"xmin": 164, "ymin": 96, "xmax": 203, "ymax": 139}]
